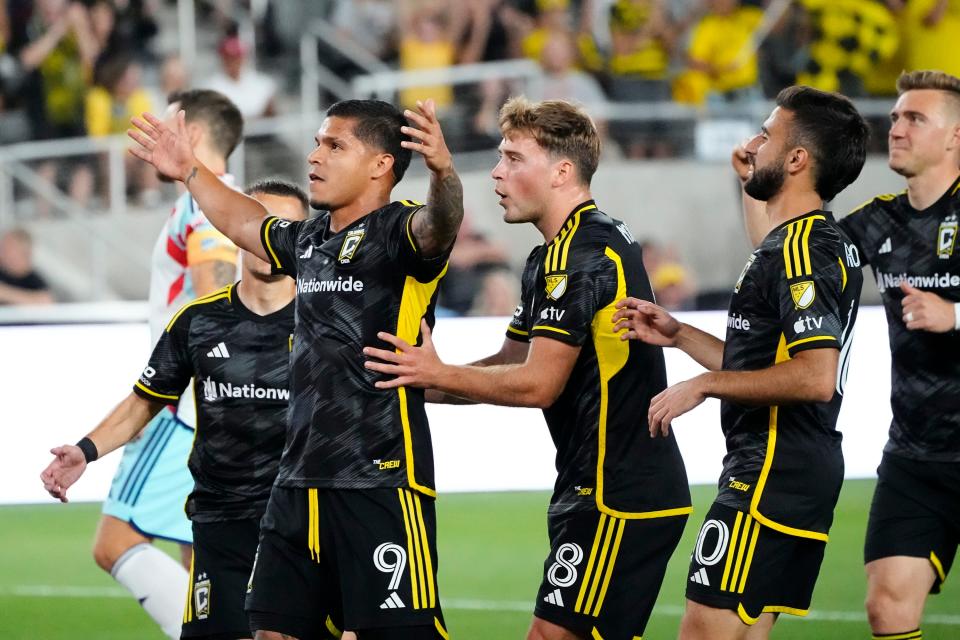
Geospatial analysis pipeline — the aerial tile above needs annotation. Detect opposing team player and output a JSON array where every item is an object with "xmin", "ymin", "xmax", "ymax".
[
  {"xmin": 42, "ymin": 180, "xmax": 315, "ymax": 639},
  {"xmin": 615, "ymin": 86, "xmax": 868, "ymax": 639},
  {"xmin": 92, "ymin": 89, "xmax": 244, "ymax": 639},
  {"xmin": 743, "ymin": 70, "xmax": 960, "ymax": 640},
  {"xmin": 128, "ymin": 98, "xmax": 462, "ymax": 639},
  {"xmin": 364, "ymin": 98, "xmax": 692, "ymax": 640}
]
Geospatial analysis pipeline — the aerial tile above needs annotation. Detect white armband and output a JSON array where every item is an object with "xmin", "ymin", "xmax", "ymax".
[{"xmin": 955, "ymin": 302, "xmax": 960, "ymax": 331}]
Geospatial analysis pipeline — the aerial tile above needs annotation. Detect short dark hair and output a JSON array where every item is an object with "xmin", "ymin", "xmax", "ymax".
[
  {"xmin": 167, "ymin": 89, "xmax": 244, "ymax": 159},
  {"xmin": 244, "ymin": 178, "xmax": 309, "ymax": 216},
  {"xmin": 775, "ymin": 86, "xmax": 869, "ymax": 202},
  {"xmin": 325, "ymin": 100, "xmax": 412, "ymax": 184}
]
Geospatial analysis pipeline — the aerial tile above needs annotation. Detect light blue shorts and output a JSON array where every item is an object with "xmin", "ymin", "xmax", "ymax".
[{"xmin": 102, "ymin": 409, "xmax": 194, "ymax": 544}]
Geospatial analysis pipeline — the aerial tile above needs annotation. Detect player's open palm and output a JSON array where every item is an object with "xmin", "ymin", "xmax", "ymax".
[
  {"xmin": 613, "ymin": 298, "xmax": 681, "ymax": 347},
  {"xmin": 128, "ymin": 110, "xmax": 196, "ymax": 183},
  {"xmin": 401, "ymin": 99, "xmax": 453, "ymax": 175},
  {"xmin": 40, "ymin": 445, "xmax": 87, "ymax": 503}
]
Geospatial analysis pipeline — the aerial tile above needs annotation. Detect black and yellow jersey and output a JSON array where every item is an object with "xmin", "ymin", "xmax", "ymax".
[
  {"xmin": 719, "ymin": 210, "xmax": 863, "ymax": 541},
  {"xmin": 260, "ymin": 200, "xmax": 450, "ymax": 495},
  {"xmin": 506, "ymin": 200, "xmax": 692, "ymax": 519},
  {"xmin": 838, "ymin": 177, "xmax": 960, "ymax": 463},
  {"xmin": 132, "ymin": 283, "xmax": 294, "ymax": 523}
]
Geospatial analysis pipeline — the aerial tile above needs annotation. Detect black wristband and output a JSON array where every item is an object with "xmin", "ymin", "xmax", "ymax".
[{"xmin": 75, "ymin": 437, "xmax": 99, "ymax": 463}]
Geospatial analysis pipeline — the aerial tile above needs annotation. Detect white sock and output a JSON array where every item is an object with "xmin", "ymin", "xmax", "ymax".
[{"xmin": 111, "ymin": 542, "xmax": 189, "ymax": 640}]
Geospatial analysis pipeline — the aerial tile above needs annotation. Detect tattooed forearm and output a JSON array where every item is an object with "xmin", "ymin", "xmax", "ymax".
[
  {"xmin": 185, "ymin": 166, "xmax": 198, "ymax": 187},
  {"xmin": 412, "ymin": 169, "xmax": 464, "ymax": 257}
]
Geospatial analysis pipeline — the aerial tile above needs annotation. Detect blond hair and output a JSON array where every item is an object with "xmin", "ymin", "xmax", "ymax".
[
  {"xmin": 498, "ymin": 97, "xmax": 601, "ymax": 185},
  {"xmin": 897, "ymin": 70, "xmax": 960, "ymax": 115}
]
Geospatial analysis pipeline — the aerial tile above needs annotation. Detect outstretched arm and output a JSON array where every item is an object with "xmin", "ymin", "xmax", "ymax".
[
  {"xmin": 128, "ymin": 111, "xmax": 270, "ymax": 261},
  {"xmin": 613, "ymin": 298, "xmax": 724, "ymax": 371},
  {"xmin": 365, "ymin": 321, "xmax": 577, "ymax": 408},
  {"xmin": 40, "ymin": 393, "xmax": 165, "ymax": 502},
  {"xmin": 403, "ymin": 99, "xmax": 464, "ymax": 257},
  {"xmin": 424, "ymin": 336, "xmax": 530, "ymax": 404}
]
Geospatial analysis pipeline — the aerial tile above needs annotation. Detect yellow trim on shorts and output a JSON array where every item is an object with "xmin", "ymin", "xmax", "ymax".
[
  {"xmin": 307, "ymin": 488, "xmax": 321, "ymax": 563},
  {"xmin": 183, "ymin": 550, "xmax": 195, "ymax": 623},
  {"xmin": 325, "ymin": 615, "xmax": 341, "ymax": 637},
  {"xmin": 434, "ymin": 617, "xmax": 449, "ymax": 639},
  {"xmin": 575, "ymin": 514, "xmax": 626, "ymax": 616},
  {"xmin": 931, "ymin": 551, "xmax": 946, "ymax": 585}
]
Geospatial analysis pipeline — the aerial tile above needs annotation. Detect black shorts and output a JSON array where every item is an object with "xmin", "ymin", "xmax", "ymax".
[
  {"xmin": 182, "ymin": 518, "xmax": 259, "ymax": 639},
  {"xmin": 246, "ymin": 486, "xmax": 447, "ymax": 638},
  {"xmin": 864, "ymin": 451, "xmax": 960, "ymax": 593},
  {"xmin": 533, "ymin": 509, "xmax": 687, "ymax": 639},
  {"xmin": 685, "ymin": 502, "xmax": 827, "ymax": 625}
]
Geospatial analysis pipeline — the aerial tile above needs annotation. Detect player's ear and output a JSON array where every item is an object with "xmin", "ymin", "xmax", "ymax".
[
  {"xmin": 552, "ymin": 159, "xmax": 574, "ymax": 187},
  {"xmin": 186, "ymin": 122, "xmax": 204, "ymax": 148},
  {"xmin": 787, "ymin": 146, "xmax": 809, "ymax": 176},
  {"xmin": 371, "ymin": 153, "xmax": 395, "ymax": 181}
]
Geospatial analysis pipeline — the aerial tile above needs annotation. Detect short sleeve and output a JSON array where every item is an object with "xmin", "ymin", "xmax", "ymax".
[
  {"xmin": 261, "ymin": 216, "xmax": 304, "ymax": 277},
  {"xmin": 385, "ymin": 202, "xmax": 452, "ymax": 283},
  {"xmin": 528, "ymin": 242, "xmax": 613, "ymax": 347},
  {"xmin": 836, "ymin": 207, "xmax": 871, "ymax": 266},
  {"xmin": 776, "ymin": 236, "xmax": 846, "ymax": 357},
  {"xmin": 133, "ymin": 312, "xmax": 193, "ymax": 404}
]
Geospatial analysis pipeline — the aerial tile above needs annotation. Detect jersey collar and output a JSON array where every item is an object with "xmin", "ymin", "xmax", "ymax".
[
  {"xmin": 548, "ymin": 199, "xmax": 597, "ymax": 244},
  {"xmin": 232, "ymin": 282, "xmax": 295, "ymax": 323}
]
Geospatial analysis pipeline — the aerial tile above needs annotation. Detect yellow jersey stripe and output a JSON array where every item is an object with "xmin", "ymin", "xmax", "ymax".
[
  {"xmin": 413, "ymin": 494, "xmax": 436, "ymax": 608},
  {"xmin": 838, "ymin": 258, "xmax": 847, "ymax": 292},
  {"xmin": 785, "ymin": 335, "xmax": 837, "ymax": 350},
  {"xmin": 506, "ymin": 326, "xmax": 529, "ymax": 336},
  {"xmin": 582, "ymin": 517, "xmax": 616, "ymax": 614},
  {"xmin": 401, "ymin": 199, "xmax": 424, "ymax": 207},
  {"xmin": 134, "ymin": 381, "xmax": 179, "ymax": 402},
  {"xmin": 434, "ymin": 617, "xmax": 450, "ymax": 640},
  {"xmin": 720, "ymin": 511, "xmax": 743, "ymax": 591},
  {"xmin": 591, "ymin": 628, "xmax": 605, "ymax": 640},
  {"xmin": 931, "ymin": 551, "xmax": 946, "ymax": 584},
  {"xmin": 592, "ymin": 518, "xmax": 625, "ymax": 615},
  {"xmin": 405, "ymin": 212, "xmax": 419, "ymax": 254},
  {"xmin": 164, "ymin": 286, "xmax": 232, "ymax": 332},
  {"xmin": 405, "ymin": 490, "xmax": 428, "ymax": 609},
  {"xmin": 575, "ymin": 514, "xmax": 607, "ymax": 612},
  {"xmin": 790, "ymin": 221, "xmax": 804, "ymax": 279},
  {"xmin": 800, "ymin": 218, "xmax": 815, "ymax": 276},
  {"xmin": 783, "ymin": 223, "xmax": 796, "ymax": 279},
  {"xmin": 597, "ymin": 504, "xmax": 693, "ymax": 520},
  {"xmin": 395, "ymin": 265, "xmax": 448, "ymax": 497},
  {"xmin": 560, "ymin": 212, "xmax": 582, "ymax": 270},
  {"xmin": 262, "ymin": 217, "xmax": 283, "ymax": 270},
  {"xmin": 531, "ymin": 325, "xmax": 571, "ymax": 336},
  {"xmin": 398, "ymin": 489, "xmax": 421, "ymax": 609},
  {"xmin": 728, "ymin": 515, "xmax": 753, "ymax": 591},
  {"xmin": 737, "ymin": 519, "xmax": 762, "ymax": 594},
  {"xmin": 849, "ymin": 192, "xmax": 902, "ymax": 216}
]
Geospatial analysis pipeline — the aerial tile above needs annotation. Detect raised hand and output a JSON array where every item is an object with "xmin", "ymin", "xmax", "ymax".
[
  {"xmin": 363, "ymin": 320, "xmax": 444, "ymax": 389},
  {"xmin": 731, "ymin": 140, "xmax": 753, "ymax": 184},
  {"xmin": 401, "ymin": 99, "xmax": 454, "ymax": 176},
  {"xmin": 612, "ymin": 298, "xmax": 682, "ymax": 346},
  {"xmin": 128, "ymin": 111, "xmax": 198, "ymax": 184},
  {"xmin": 40, "ymin": 445, "xmax": 88, "ymax": 503},
  {"xmin": 900, "ymin": 281, "xmax": 956, "ymax": 333}
]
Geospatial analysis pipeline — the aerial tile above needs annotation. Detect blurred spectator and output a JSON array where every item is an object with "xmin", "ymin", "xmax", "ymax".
[
  {"xmin": 796, "ymin": 0, "xmax": 898, "ymax": 96},
  {"xmin": 650, "ymin": 261, "xmax": 696, "ymax": 311},
  {"xmin": 470, "ymin": 266, "xmax": 521, "ymax": 316},
  {"xmin": 159, "ymin": 52, "xmax": 188, "ymax": 96},
  {"xmin": 607, "ymin": 0, "xmax": 677, "ymax": 158},
  {"xmin": 898, "ymin": 0, "xmax": 960, "ymax": 78},
  {"xmin": 531, "ymin": 30, "xmax": 607, "ymax": 107},
  {"xmin": 85, "ymin": 52, "xmax": 158, "ymax": 205},
  {"xmin": 0, "ymin": 0, "xmax": 33, "ymax": 143},
  {"xmin": 757, "ymin": 1, "xmax": 812, "ymax": 98},
  {"xmin": 437, "ymin": 214, "xmax": 511, "ymax": 316},
  {"xmin": 397, "ymin": 0, "xmax": 468, "ymax": 112},
  {"xmin": 204, "ymin": 30, "xmax": 276, "ymax": 119},
  {"xmin": 674, "ymin": 0, "xmax": 764, "ymax": 106},
  {"xmin": 0, "ymin": 228, "xmax": 54, "ymax": 305},
  {"xmin": 331, "ymin": 0, "xmax": 398, "ymax": 61},
  {"xmin": 520, "ymin": 0, "xmax": 602, "ymax": 72}
]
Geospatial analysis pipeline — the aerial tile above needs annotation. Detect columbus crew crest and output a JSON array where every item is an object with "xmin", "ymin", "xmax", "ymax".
[
  {"xmin": 790, "ymin": 281, "xmax": 816, "ymax": 309},
  {"xmin": 545, "ymin": 274, "xmax": 568, "ymax": 300},
  {"xmin": 339, "ymin": 228, "xmax": 365, "ymax": 264},
  {"xmin": 937, "ymin": 214, "xmax": 957, "ymax": 260}
]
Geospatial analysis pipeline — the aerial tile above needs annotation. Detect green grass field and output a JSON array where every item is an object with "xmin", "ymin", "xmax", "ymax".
[{"xmin": 1, "ymin": 480, "xmax": 957, "ymax": 639}]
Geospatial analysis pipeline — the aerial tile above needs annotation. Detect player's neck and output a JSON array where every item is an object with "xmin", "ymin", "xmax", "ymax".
[
  {"xmin": 236, "ymin": 277, "xmax": 294, "ymax": 316},
  {"xmin": 536, "ymin": 188, "xmax": 593, "ymax": 241},
  {"xmin": 905, "ymin": 164, "xmax": 960, "ymax": 211},
  {"xmin": 764, "ymin": 186, "xmax": 822, "ymax": 228},
  {"xmin": 194, "ymin": 146, "xmax": 227, "ymax": 176},
  {"xmin": 328, "ymin": 188, "xmax": 392, "ymax": 233}
]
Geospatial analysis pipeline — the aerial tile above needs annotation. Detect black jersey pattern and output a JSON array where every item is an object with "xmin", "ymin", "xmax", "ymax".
[
  {"xmin": 838, "ymin": 178, "xmax": 960, "ymax": 462},
  {"xmin": 506, "ymin": 201, "xmax": 692, "ymax": 518},
  {"xmin": 718, "ymin": 211, "xmax": 863, "ymax": 540},
  {"xmin": 133, "ymin": 284, "xmax": 294, "ymax": 522},
  {"xmin": 260, "ymin": 200, "xmax": 450, "ymax": 495}
]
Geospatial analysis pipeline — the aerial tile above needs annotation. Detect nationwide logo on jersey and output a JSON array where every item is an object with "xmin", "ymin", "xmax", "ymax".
[
  {"xmin": 339, "ymin": 228, "xmax": 365, "ymax": 264},
  {"xmin": 938, "ymin": 215, "xmax": 957, "ymax": 260},
  {"xmin": 201, "ymin": 376, "xmax": 290, "ymax": 402},
  {"xmin": 545, "ymin": 274, "xmax": 568, "ymax": 300},
  {"xmin": 790, "ymin": 281, "xmax": 816, "ymax": 309},
  {"xmin": 734, "ymin": 254, "xmax": 757, "ymax": 293}
]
